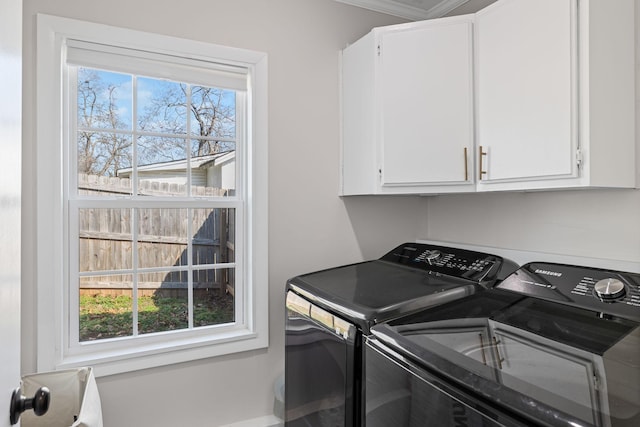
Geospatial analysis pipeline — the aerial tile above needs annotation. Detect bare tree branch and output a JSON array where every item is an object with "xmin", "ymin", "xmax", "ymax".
[{"xmin": 77, "ymin": 69, "xmax": 236, "ymax": 176}]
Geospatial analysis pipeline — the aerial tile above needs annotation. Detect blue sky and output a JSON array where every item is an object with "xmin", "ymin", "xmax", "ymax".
[{"xmin": 79, "ymin": 67, "xmax": 236, "ymax": 135}]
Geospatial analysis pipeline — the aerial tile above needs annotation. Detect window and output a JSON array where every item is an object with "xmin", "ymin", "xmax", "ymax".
[{"xmin": 36, "ymin": 15, "xmax": 268, "ymax": 376}]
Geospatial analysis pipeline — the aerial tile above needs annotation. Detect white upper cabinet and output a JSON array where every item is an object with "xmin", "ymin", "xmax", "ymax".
[
  {"xmin": 475, "ymin": 0, "xmax": 574, "ymax": 184},
  {"xmin": 341, "ymin": 16, "xmax": 475, "ymax": 195},
  {"xmin": 475, "ymin": 0, "xmax": 635, "ymax": 191},
  {"xmin": 379, "ymin": 19, "xmax": 474, "ymax": 189},
  {"xmin": 340, "ymin": 0, "xmax": 636, "ymax": 195}
]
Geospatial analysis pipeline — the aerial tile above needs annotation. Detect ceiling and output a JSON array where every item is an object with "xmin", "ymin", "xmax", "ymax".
[{"xmin": 336, "ymin": 0, "xmax": 498, "ymax": 20}]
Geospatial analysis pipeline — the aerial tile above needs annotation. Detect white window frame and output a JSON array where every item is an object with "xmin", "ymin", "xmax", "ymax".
[{"xmin": 36, "ymin": 14, "xmax": 268, "ymax": 377}]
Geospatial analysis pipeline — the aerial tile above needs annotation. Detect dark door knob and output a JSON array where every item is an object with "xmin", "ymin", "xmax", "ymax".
[{"xmin": 9, "ymin": 386, "xmax": 50, "ymax": 425}]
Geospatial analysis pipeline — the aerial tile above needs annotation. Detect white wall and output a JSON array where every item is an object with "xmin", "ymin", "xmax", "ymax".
[
  {"xmin": 425, "ymin": 189, "xmax": 640, "ymax": 262},
  {"xmin": 424, "ymin": 4, "xmax": 640, "ymax": 265},
  {"xmin": 21, "ymin": 1, "xmax": 426, "ymax": 426}
]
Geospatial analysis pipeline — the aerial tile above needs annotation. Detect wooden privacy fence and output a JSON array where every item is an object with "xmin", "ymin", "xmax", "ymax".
[
  {"xmin": 78, "ymin": 173, "xmax": 234, "ymax": 298},
  {"xmin": 78, "ymin": 173, "xmax": 229, "ymax": 197}
]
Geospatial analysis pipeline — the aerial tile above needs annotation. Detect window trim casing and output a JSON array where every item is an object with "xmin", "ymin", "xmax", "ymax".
[{"xmin": 35, "ymin": 14, "xmax": 268, "ymax": 377}]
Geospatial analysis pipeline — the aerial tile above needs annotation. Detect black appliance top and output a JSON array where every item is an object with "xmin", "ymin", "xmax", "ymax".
[
  {"xmin": 370, "ymin": 262, "xmax": 640, "ymax": 427},
  {"xmin": 286, "ymin": 242, "xmax": 515, "ymax": 333},
  {"xmin": 497, "ymin": 261, "xmax": 640, "ymax": 322}
]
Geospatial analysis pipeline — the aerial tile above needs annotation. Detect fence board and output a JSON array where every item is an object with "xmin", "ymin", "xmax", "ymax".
[{"xmin": 78, "ymin": 173, "xmax": 233, "ymax": 294}]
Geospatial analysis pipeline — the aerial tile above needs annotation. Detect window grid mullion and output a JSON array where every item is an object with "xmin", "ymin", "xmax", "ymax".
[
  {"xmin": 187, "ymin": 208, "xmax": 194, "ymax": 329},
  {"xmin": 77, "ymin": 262, "xmax": 237, "ymax": 278},
  {"xmin": 186, "ymin": 85, "xmax": 194, "ymax": 329},
  {"xmin": 75, "ymin": 126, "xmax": 237, "ymax": 144},
  {"xmin": 186, "ymin": 84, "xmax": 192, "ymax": 197},
  {"xmin": 131, "ymin": 74, "xmax": 140, "ymax": 337},
  {"xmin": 71, "ymin": 198, "xmax": 241, "ymax": 208},
  {"xmin": 132, "ymin": 75, "xmax": 139, "ymax": 197}
]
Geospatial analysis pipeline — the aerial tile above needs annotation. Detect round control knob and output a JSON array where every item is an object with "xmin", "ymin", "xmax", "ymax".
[
  {"xmin": 593, "ymin": 278, "xmax": 626, "ymax": 300},
  {"xmin": 424, "ymin": 250, "xmax": 441, "ymax": 262}
]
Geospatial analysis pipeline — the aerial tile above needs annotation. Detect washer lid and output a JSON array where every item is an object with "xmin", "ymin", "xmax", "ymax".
[
  {"xmin": 286, "ymin": 243, "xmax": 511, "ymax": 331},
  {"xmin": 288, "ymin": 260, "xmax": 479, "ymax": 331},
  {"xmin": 372, "ymin": 289, "xmax": 640, "ymax": 427}
]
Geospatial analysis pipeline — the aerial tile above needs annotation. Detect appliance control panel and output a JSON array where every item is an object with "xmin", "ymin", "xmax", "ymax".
[
  {"xmin": 379, "ymin": 243, "xmax": 506, "ymax": 285},
  {"xmin": 497, "ymin": 262, "xmax": 640, "ymax": 321}
]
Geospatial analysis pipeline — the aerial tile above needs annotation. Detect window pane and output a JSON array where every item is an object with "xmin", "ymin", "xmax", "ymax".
[
  {"xmin": 137, "ymin": 208, "xmax": 188, "ymax": 269},
  {"xmin": 77, "ymin": 132, "xmax": 133, "ymax": 192},
  {"xmin": 137, "ymin": 78, "xmax": 187, "ymax": 134},
  {"xmin": 79, "ymin": 208, "xmax": 132, "ymax": 272},
  {"xmin": 190, "ymin": 138, "xmax": 236, "ymax": 157},
  {"xmin": 138, "ymin": 136, "xmax": 186, "ymax": 165},
  {"xmin": 194, "ymin": 269, "xmax": 235, "ymax": 327},
  {"xmin": 192, "ymin": 208, "xmax": 235, "ymax": 265},
  {"xmin": 79, "ymin": 273, "xmax": 134, "ymax": 341},
  {"xmin": 137, "ymin": 136, "xmax": 188, "ymax": 196},
  {"xmin": 227, "ymin": 207, "xmax": 236, "ymax": 249},
  {"xmin": 138, "ymin": 271, "xmax": 188, "ymax": 334},
  {"xmin": 77, "ymin": 68, "xmax": 132, "ymax": 130},
  {"xmin": 190, "ymin": 144, "xmax": 235, "ymax": 197},
  {"xmin": 189, "ymin": 86, "xmax": 236, "ymax": 139}
]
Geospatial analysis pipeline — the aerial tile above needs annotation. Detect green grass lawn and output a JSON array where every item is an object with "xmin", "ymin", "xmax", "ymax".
[{"xmin": 80, "ymin": 292, "xmax": 234, "ymax": 341}]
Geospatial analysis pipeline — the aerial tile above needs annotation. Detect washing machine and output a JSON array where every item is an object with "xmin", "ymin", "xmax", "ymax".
[
  {"xmin": 366, "ymin": 261, "xmax": 640, "ymax": 427},
  {"xmin": 284, "ymin": 242, "xmax": 517, "ymax": 426}
]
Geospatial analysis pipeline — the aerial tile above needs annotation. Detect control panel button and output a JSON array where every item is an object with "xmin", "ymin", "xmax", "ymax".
[
  {"xmin": 594, "ymin": 278, "xmax": 626, "ymax": 300},
  {"xmin": 379, "ymin": 243, "xmax": 503, "ymax": 284},
  {"xmin": 423, "ymin": 250, "xmax": 441, "ymax": 261},
  {"xmin": 499, "ymin": 262, "xmax": 640, "ymax": 322}
]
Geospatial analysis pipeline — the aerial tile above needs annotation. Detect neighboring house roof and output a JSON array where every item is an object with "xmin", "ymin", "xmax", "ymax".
[
  {"xmin": 117, "ymin": 150, "xmax": 234, "ymax": 177},
  {"xmin": 200, "ymin": 150, "xmax": 235, "ymax": 169}
]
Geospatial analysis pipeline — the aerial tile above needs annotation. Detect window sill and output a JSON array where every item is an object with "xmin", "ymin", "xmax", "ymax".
[{"xmin": 56, "ymin": 329, "xmax": 268, "ymax": 377}]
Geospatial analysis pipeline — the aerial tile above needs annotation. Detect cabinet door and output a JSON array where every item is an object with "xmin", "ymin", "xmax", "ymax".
[
  {"xmin": 476, "ymin": 0, "xmax": 576, "ymax": 184},
  {"xmin": 379, "ymin": 20, "xmax": 473, "ymax": 187}
]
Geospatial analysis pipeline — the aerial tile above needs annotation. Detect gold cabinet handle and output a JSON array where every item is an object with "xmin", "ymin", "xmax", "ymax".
[
  {"xmin": 464, "ymin": 147, "xmax": 468, "ymax": 181},
  {"xmin": 479, "ymin": 146, "xmax": 488, "ymax": 180}
]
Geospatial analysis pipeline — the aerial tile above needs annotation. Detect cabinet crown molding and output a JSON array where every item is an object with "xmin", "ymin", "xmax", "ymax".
[{"xmin": 335, "ymin": 0, "xmax": 470, "ymax": 20}]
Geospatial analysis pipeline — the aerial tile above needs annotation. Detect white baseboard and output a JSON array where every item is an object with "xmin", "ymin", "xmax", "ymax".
[{"xmin": 220, "ymin": 415, "xmax": 283, "ymax": 427}]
